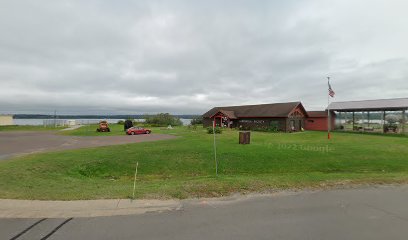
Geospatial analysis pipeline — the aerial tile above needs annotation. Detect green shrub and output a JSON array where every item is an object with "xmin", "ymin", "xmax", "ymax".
[
  {"xmin": 251, "ymin": 125, "xmax": 281, "ymax": 132},
  {"xmin": 238, "ymin": 125, "xmax": 251, "ymax": 131},
  {"xmin": 207, "ymin": 127, "xmax": 222, "ymax": 134},
  {"xmin": 269, "ymin": 121, "xmax": 280, "ymax": 131},
  {"xmin": 117, "ymin": 120, "xmax": 125, "ymax": 125},
  {"xmin": 238, "ymin": 121, "xmax": 281, "ymax": 132},
  {"xmin": 252, "ymin": 127, "xmax": 280, "ymax": 132},
  {"xmin": 187, "ymin": 125, "xmax": 198, "ymax": 130}
]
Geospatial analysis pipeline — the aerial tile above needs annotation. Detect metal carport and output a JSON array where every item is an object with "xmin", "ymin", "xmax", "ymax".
[{"xmin": 327, "ymin": 98, "xmax": 408, "ymax": 134}]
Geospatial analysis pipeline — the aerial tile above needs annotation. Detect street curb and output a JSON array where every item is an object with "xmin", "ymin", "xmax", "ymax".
[
  {"xmin": 2, "ymin": 185, "xmax": 405, "ymax": 218},
  {"xmin": 0, "ymin": 199, "xmax": 181, "ymax": 218}
]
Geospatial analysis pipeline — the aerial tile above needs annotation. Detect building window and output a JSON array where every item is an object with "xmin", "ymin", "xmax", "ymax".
[{"xmin": 308, "ymin": 120, "xmax": 314, "ymax": 123}]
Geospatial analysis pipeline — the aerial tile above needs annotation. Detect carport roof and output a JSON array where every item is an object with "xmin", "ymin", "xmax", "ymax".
[{"xmin": 327, "ymin": 98, "xmax": 408, "ymax": 112}]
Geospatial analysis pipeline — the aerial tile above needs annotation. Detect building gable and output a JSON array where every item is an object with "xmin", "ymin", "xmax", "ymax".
[{"xmin": 288, "ymin": 104, "xmax": 308, "ymax": 118}]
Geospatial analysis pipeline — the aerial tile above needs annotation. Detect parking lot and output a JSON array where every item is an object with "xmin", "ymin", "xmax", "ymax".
[{"xmin": 0, "ymin": 131, "xmax": 176, "ymax": 160}]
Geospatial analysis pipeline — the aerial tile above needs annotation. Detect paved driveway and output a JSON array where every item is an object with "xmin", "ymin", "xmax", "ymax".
[{"xmin": 0, "ymin": 131, "xmax": 176, "ymax": 160}]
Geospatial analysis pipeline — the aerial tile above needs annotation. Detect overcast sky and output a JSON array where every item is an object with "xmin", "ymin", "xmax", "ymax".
[{"xmin": 1, "ymin": 0, "xmax": 408, "ymax": 115}]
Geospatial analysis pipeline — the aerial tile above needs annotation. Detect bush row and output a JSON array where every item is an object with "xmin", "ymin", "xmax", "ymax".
[
  {"xmin": 207, "ymin": 127, "xmax": 222, "ymax": 134},
  {"xmin": 116, "ymin": 113, "xmax": 182, "ymax": 127}
]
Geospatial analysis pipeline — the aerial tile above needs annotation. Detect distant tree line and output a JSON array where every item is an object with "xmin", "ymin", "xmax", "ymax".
[{"xmin": 144, "ymin": 113, "xmax": 183, "ymax": 126}]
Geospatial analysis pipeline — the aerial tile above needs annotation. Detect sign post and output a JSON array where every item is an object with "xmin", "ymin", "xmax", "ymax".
[{"xmin": 132, "ymin": 162, "xmax": 138, "ymax": 199}]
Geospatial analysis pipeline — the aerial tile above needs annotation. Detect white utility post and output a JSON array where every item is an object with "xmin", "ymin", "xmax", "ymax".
[{"xmin": 213, "ymin": 120, "xmax": 218, "ymax": 176}]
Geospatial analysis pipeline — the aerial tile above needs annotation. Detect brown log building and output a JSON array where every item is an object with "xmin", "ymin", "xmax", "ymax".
[{"xmin": 202, "ymin": 102, "xmax": 331, "ymax": 132}]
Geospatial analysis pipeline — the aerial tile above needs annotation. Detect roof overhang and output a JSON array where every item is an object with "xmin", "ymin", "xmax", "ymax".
[
  {"xmin": 330, "ymin": 107, "xmax": 408, "ymax": 112},
  {"xmin": 327, "ymin": 98, "xmax": 408, "ymax": 112},
  {"xmin": 210, "ymin": 110, "xmax": 237, "ymax": 119}
]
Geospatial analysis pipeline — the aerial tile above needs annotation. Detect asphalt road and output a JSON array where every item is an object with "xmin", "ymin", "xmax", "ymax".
[
  {"xmin": 1, "ymin": 185, "xmax": 408, "ymax": 240},
  {"xmin": 0, "ymin": 131, "xmax": 176, "ymax": 160}
]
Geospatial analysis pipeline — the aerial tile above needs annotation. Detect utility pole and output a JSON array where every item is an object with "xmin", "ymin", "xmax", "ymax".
[
  {"xmin": 213, "ymin": 120, "xmax": 218, "ymax": 176},
  {"xmin": 402, "ymin": 110, "xmax": 406, "ymax": 134},
  {"xmin": 54, "ymin": 109, "xmax": 57, "ymax": 128}
]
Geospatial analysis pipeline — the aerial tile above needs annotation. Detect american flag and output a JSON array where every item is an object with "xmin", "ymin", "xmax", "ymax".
[{"xmin": 328, "ymin": 82, "xmax": 335, "ymax": 97}]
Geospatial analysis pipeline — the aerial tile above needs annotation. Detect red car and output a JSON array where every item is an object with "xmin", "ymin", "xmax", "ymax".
[{"xmin": 126, "ymin": 126, "xmax": 151, "ymax": 135}]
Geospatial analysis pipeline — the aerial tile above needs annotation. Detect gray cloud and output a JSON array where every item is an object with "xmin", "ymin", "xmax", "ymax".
[{"xmin": 1, "ymin": 0, "xmax": 408, "ymax": 115}]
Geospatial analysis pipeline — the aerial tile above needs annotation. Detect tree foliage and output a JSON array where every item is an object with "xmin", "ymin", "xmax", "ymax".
[
  {"xmin": 144, "ymin": 113, "xmax": 182, "ymax": 126},
  {"xmin": 190, "ymin": 116, "xmax": 203, "ymax": 125},
  {"xmin": 207, "ymin": 127, "xmax": 222, "ymax": 134}
]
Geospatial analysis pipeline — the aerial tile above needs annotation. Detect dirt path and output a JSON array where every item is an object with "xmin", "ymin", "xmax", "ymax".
[{"xmin": 0, "ymin": 131, "xmax": 176, "ymax": 160}]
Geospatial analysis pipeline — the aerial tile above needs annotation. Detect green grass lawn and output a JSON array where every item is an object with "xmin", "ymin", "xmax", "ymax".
[{"xmin": 1, "ymin": 127, "xmax": 408, "ymax": 200}]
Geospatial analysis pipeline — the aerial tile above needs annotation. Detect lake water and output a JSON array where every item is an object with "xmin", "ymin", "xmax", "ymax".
[{"xmin": 13, "ymin": 118, "xmax": 193, "ymax": 126}]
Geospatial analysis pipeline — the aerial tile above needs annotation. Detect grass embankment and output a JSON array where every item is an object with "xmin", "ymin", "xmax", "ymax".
[
  {"xmin": 0, "ymin": 125, "xmax": 66, "ymax": 131},
  {"xmin": 1, "ymin": 128, "xmax": 408, "ymax": 200}
]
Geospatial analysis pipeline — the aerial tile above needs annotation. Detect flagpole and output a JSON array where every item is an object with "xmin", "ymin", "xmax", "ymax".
[{"xmin": 327, "ymin": 77, "xmax": 331, "ymax": 140}]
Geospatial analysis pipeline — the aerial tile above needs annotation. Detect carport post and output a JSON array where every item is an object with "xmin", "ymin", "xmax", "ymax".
[
  {"xmin": 382, "ymin": 111, "xmax": 386, "ymax": 133},
  {"xmin": 367, "ymin": 111, "xmax": 370, "ymax": 128},
  {"xmin": 343, "ymin": 111, "xmax": 347, "ymax": 130},
  {"xmin": 338, "ymin": 112, "xmax": 341, "ymax": 129},
  {"xmin": 352, "ymin": 112, "xmax": 355, "ymax": 131}
]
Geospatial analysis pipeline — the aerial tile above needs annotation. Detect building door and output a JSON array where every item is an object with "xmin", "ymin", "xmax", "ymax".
[
  {"xmin": 299, "ymin": 120, "xmax": 302, "ymax": 131},
  {"xmin": 290, "ymin": 120, "xmax": 295, "ymax": 131}
]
